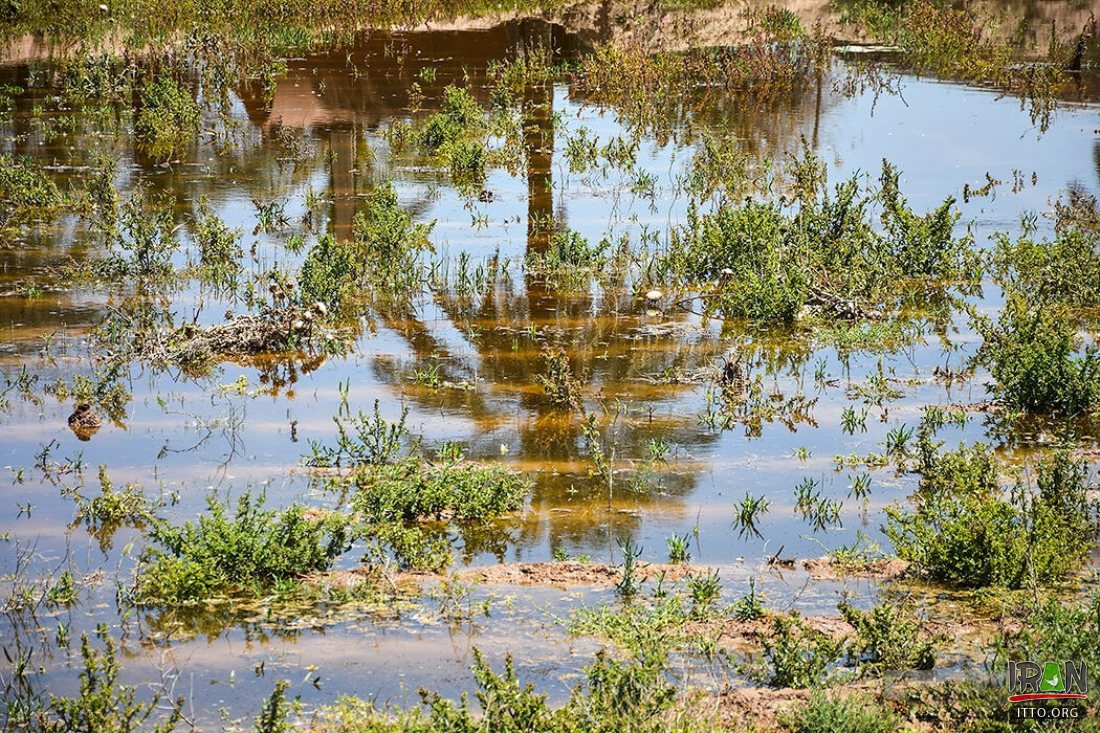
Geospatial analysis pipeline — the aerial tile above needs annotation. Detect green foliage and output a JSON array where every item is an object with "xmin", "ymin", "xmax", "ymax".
[
  {"xmin": 782, "ymin": 690, "xmax": 898, "ymax": 733},
  {"xmin": 254, "ymin": 680, "xmax": 294, "ymax": 733},
  {"xmin": 73, "ymin": 466, "xmax": 155, "ymax": 551},
  {"xmin": 0, "ymin": 154, "xmax": 61, "ymax": 224},
  {"xmin": 536, "ymin": 346, "xmax": 583, "ymax": 409},
  {"xmin": 299, "ymin": 183, "xmax": 433, "ymax": 309},
  {"xmin": 748, "ymin": 614, "xmax": 845, "ymax": 688},
  {"xmin": 41, "ymin": 630, "xmax": 183, "ymax": 733},
  {"xmin": 995, "ymin": 593, "xmax": 1100, "ymax": 672},
  {"xmin": 731, "ymin": 577, "xmax": 766, "ymax": 621},
  {"xmin": 299, "ymin": 234, "xmax": 353, "ymax": 310},
  {"xmin": 732, "ymin": 492, "xmax": 770, "ymax": 538},
  {"xmin": 307, "ymin": 400, "xmax": 409, "ymax": 468},
  {"xmin": 667, "ymin": 154, "xmax": 975, "ymax": 325},
  {"xmin": 135, "ymin": 492, "xmax": 353, "ymax": 604},
  {"xmin": 974, "ymin": 293, "xmax": 1100, "ymax": 415},
  {"xmin": 192, "ymin": 200, "xmax": 242, "ymax": 287},
  {"xmin": 351, "ymin": 457, "xmax": 530, "ymax": 523},
  {"xmin": 839, "ymin": 600, "xmax": 938, "ymax": 672},
  {"xmin": 885, "ymin": 444, "xmax": 1096, "ymax": 588},
  {"xmin": 133, "ymin": 75, "xmax": 201, "ymax": 157},
  {"xmin": 992, "ymin": 224, "xmax": 1100, "ymax": 307},
  {"xmin": 527, "ymin": 230, "xmax": 610, "ymax": 285}
]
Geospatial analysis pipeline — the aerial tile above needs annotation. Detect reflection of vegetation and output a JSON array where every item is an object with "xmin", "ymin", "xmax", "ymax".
[{"xmin": 71, "ymin": 466, "xmax": 157, "ymax": 552}]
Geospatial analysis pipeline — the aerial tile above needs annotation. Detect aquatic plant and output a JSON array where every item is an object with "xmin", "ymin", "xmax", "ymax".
[
  {"xmin": 133, "ymin": 74, "xmax": 201, "ymax": 157},
  {"xmin": 732, "ymin": 492, "xmax": 770, "ymax": 538},
  {"xmin": 667, "ymin": 154, "xmax": 975, "ymax": 325},
  {"xmin": 134, "ymin": 492, "xmax": 353, "ymax": 604},
  {"xmin": 536, "ymin": 345, "xmax": 583, "ymax": 409},
  {"xmin": 38, "ymin": 629, "xmax": 184, "ymax": 733},
  {"xmin": 973, "ymin": 294, "xmax": 1100, "ymax": 416},
  {"xmin": 0, "ymin": 154, "xmax": 61, "ymax": 225},
  {"xmin": 350, "ymin": 457, "xmax": 530, "ymax": 523},
  {"xmin": 306, "ymin": 400, "xmax": 410, "ymax": 468},
  {"xmin": 885, "ymin": 444, "xmax": 1096, "ymax": 588},
  {"xmin": 839, "ymin": 600, "xmax": 938, "ymax": 673},
  {"xmin": 666, "ymin": 534, "xmax": 691, "ymax": 563}
]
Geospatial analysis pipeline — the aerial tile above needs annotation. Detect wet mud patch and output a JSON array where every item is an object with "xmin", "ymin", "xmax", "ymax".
[
  {"xmin": 456, "ymin": 560, "xmax": 705, "ymax": 587},
  {"xmin": 801, "ymin": 555, "xmax": 911, "ymax": 579}
]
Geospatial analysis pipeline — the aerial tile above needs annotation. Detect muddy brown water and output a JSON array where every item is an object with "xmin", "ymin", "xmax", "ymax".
[{"xmin": 1, "ymin": 5, "xmax": 1100, "ymax": 726}]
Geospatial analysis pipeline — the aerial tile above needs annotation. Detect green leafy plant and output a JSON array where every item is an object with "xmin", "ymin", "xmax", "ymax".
[{"xmin": 135, "ymin": 492, "xmax": 353, "ymax": 604}]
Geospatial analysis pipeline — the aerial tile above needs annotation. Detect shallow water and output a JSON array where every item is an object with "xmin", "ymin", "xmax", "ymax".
[{"xmin": 1, "ymin": 14, "xmax": 1100, "ymax": 726}]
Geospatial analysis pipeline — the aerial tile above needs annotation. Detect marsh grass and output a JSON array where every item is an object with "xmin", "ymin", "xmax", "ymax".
[{"xmin": 668, "ymin": 153, "xmax": 977, "ymax": 326}]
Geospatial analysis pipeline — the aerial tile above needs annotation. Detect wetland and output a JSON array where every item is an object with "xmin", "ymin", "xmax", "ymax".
[{"xmin": 1, "ymin": 0, "xmax": 1100, "ymax": 730}]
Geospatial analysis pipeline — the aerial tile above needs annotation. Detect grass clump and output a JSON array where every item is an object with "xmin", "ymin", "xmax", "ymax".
[
  {"xmin": 72, "ymin": 466, "xmax": 156, "ymax": 551},
  {"xmin": 134, "ymin": 492, "xmax": 353, "ymax": 605},
  {"xmin": 312, "ymin": 646, "xmax": 702, "ymax": 732},
  {"xmin": 299, "ymin": 182, "xmax": 433, "ymax": 308},
  {"xmin": 350, "ymin": 456, "xmax": 531, "ymax": 523},
  {"xmin": 973, "ymin": 294, "xmax": 1100, "ymax": 416},
  {"xmin": 781, "ymin": 690, "xmax": 898, "ymax": 733},
  {"xmin": 991, "ymin": 224, "xmax": 1100, "ymax": 308},
  {"xmin": 668, "ymin": 155, "xmax": 976, "ymax": 326},
  {"xmin": 0, "ymin": 154, "xmax": 61, "ymax": 225},
  {"xmin": 885, "ymin": 443, "xmax": 1096, "ymax": 588}
]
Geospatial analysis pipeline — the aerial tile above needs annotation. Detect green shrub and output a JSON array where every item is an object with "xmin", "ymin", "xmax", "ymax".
[
  {"xmin": 974, "ymin": 294, "xmax": 1100, "ymax": 415},
  {"xmin": 748, "ymin": 614, "xmax": 845, "ymax": 688},
  {"xmin": 885, "ymin": 444, "xmax": 1095, "ymax": 588},
  {"xmin": 667, "ymin": 155, "xmax": 974, "ymax": 325},
  {"xmin": 782, "ymin": 690, "xmax": 898, "ymax": 733},
  {"xmin": 299, "ymin": 233, "xmax": 353, "ymax": 309},
  {"xmin": 997, "ymin": 593, "xmax": 1100, "ymax": 672},
  {"xmin": 992, "ymin": 225, "xmax": 1100, "ymax": 307},
  {"xmin": 42, "ymin": 630, "xmax": 184, "ymax": 733},
  {"xmin": 0, "ymin": 154, "xmax": 61, "ymax": 222},
  {"xmin": 352, "ymin": 457, "xmax": 530, "ymax": 523},
  {"xmin": 135, "ymin": 492, "xmax": 353, "ymax": 604},
  {"xmin": 839, "ymin": 600, "xmax": 937, "ymax": 672},
  {"xmin": 134, "ymin": 75, "xmax": 201, "ymax": 156}
]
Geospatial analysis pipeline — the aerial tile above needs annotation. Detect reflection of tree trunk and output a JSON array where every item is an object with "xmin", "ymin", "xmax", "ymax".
[
  {"xmin": 328, "ymin": 129, "xmax": 358, "ymax": 241},
  {"xmin": 518, "ymin": 21, "xmax": 556, "ymax": 259}
]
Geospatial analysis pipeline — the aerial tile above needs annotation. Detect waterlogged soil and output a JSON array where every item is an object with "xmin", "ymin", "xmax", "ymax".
[{"xmin": 1, "ymin": 1, "xmax": 1100, "ymax": 728}]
